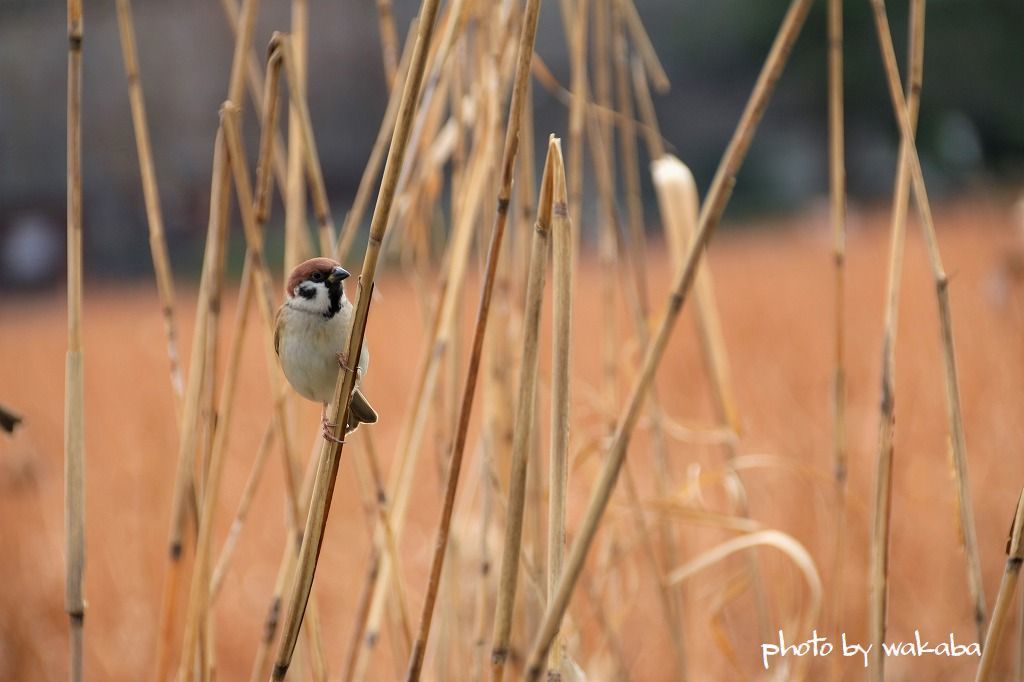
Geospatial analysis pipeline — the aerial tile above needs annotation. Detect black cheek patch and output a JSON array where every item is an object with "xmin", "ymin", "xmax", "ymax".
[{"xmin": 298, "ymin": 284, "xmax": 316, "ymax": 300}]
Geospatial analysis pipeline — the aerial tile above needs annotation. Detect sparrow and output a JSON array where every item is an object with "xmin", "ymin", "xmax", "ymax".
[{"xmin": 274, "ymin": 256, "xmax": 378, "ymax": 442}]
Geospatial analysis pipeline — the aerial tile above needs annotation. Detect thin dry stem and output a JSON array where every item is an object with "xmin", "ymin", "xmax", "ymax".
[
  {"xmin": 523, "ymin": 2, "xmax": 815, "ymax": 675},
  {"xmin": 401, "ymin": 0, "xmax": 545, "ymax": 676},
  {"xmin": 976, "ymin": 491, "xmax": 1024, "ymax": 681},
  {"xmin": 490, "ymin": 137, "xmax": 557, "ymax": 680},
  {"xmin": 65, "ymin": 1, "xmax": 85, "ymax": 679},
  {"xmin": 114, "ymin": 0, "xmax": 185, "ymax": 414},
  {"xmin": 270, "ymin": 0, "xmax": 444, "ymax": 674},
  {"xmin": 546, "ymin": 139, "xmax": 571, "ymax": 679},
  {"xmin": 826, "ymin": 0, "xmax": 848, "ymax": 674}
]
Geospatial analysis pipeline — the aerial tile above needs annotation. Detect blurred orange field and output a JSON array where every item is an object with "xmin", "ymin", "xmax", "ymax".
[{"xmin": 2, "ymin": 196, "xmax": 1023, "ymax": 680}]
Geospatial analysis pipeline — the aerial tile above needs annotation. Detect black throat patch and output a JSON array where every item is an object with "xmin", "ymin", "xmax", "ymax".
[{"xmin": 324, "ymin": 283, "xmax": 342, "ymax": 318}]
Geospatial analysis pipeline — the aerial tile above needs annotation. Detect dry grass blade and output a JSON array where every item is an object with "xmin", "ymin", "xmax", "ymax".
[
  {"xmin": 65, "ymin": 0, "xmax": 85, "ymax": 679},
  {"xmin": 523, "ymin": 1, "xmax": 815, "ymax": 676},
  {"xmin": 114, "ymin": 0, "xmax": 185, "ymax": 413},
  {"xmin": 976, "ymin": 490, "xmax": 1024, "ymax": 682},
  {"xmin": 284, "ymin": 0, "xmax": 310, "ymax": 277},
  {"xmin": 401, "ymin": 0, "xmax": 546, "ymax": 676},
  {"xmin": 666, "ymin": 530, "xmax": 822, "ymax": 666},
  {"xmin": 546, "ymin": 138, "xmax": 571, "ymax": 680},
  {"xmin": 490, "ymin": 137, "xmax": 556, "ymax": 681},
  {"xmin": 270, "ymin": 0, "xmax": 444, "ymax": 674}
]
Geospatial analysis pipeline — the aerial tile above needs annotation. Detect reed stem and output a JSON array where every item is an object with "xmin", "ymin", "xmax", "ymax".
[{"xmin": 523, "ymin": 2, "xmax": 815, "ymax": 675}]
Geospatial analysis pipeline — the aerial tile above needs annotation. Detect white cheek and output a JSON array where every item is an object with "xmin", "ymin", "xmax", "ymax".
[{"xmin": 289, "ymin": 283, "xmax": 330, "ymax": 313}]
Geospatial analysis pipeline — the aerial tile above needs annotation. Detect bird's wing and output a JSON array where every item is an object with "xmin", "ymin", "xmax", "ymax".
[{"xmin": 273, "ymin": 305, "xmax": 285, "ymax": 356}]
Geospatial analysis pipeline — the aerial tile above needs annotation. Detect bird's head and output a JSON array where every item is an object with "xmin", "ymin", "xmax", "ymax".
[{"xmin": 285, "ymin": 257, "xmax": 350, "ymax": 318}]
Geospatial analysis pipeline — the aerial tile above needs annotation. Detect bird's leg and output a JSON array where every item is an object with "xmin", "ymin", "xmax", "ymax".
[{"xmin": 320, "ymin": 404, "xmax": 345, "ymax": 445}]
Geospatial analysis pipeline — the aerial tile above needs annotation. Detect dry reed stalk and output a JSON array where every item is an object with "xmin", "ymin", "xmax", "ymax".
[
  {"xmin": 865, "ymin": 0, "xmax": 923, "ymax": 668},
  {"xmin": 284, "ymin": 0, "xmax": 310, "ymax": 274},
  {"xmin": 630, "ymin": 55, "xmax": 664, "ymax": 159},
  {"xmin": 374, "ymin": 0, "xmax": 400, "ymax": 88},
  {"xmin": 868, "ymin": 0, "xmax": 988, "ymax": 669},
  {"xmin": 336, "ymin": 22, "xmax": 418, "ymax": 263},
  {"xmin": 65, "ymin": 1, "xmax": 85, "ymax": 679},
  {"xmin": 585, "ymin": 112, "xmax": 690, "ymax": 677},
  {"xmin": 546, "ymin": 139, "xmax": 572, "ymax": 680},
  {"xmin": 353, "ymin": 67, "xmax": 500, "ymax": 677},
  {"xmin": 114, "ymin": 0, "xmax": 185, "ymax": 414},
  {"xmin": 490, "ymin": 138, "xmax": 557, "ymax": 682},
  {"xmin": 218, "ymin": 0, "xmax": 290, "ymax": 196},
  {"xmin": 209, "ymin": 420, "xmax": 276, "ymax": 601},
  {"xmin": 652, "ymin": 156, "xmax": 771, "ymax": 646},
  {"xmin": 403, "ymin": 0, "xmax": 545, "ymax": 676},
  {"xmin": 611, "ymin": 3, "xmax": 648, "ymax": 311},
  {"xmin": 154, "ymin": 0, "xmax": 259, "ymax": 674},
  {"xmin": 273, "ymin": 32, "xmax": 337, "ymax": 256},
  {"xmin": 155, "ymin": 125, "xmax": 230, "ymax": 682},
  {"xmin": 825, "ymin": 0, "xmax": 849, "ymax": 673},
  {"xmin": 976, "ymin": 490, "xmax": 1024, "ymax": 681},
  {"xmin": 561, "ymin": 0, "xmax": 588, "ymax": 249},
  {"xmin": 872, "ymin": 0, "xmax": 987, "ymax": 643},
  {"xmin": 178, "ymin": 252, "xmax": 257, "ymax": 678},
  {"xmin": 524, "ymin": 1, "xmax": 814, "ymax": 676},
  {"xmin": 270, "ymin": 0, "xmax": 443, "ymax": 674},
  {"xmin": 221, "ymin": 100, "xmax": 330, "ymax": 682},
  {"xmin": 613, "ymin": 0, "xmax": 668, "ymax": 93}
]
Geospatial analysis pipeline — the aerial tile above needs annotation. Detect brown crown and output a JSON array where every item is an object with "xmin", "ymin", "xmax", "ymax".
[{"xmin": 285, "ymin": 256, "xmax": 343, "ymax": 296}]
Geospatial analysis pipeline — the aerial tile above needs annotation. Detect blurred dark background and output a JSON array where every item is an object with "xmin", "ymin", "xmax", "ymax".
[{"xmin": 0, "ymin": 0, "xmax": 1021, "ymax": 286}]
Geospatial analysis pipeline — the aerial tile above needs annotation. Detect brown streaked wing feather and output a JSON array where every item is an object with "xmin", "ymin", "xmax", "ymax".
[{"xmin": 274, "ymin": 305, "xmax": 285, "ymax": 356}]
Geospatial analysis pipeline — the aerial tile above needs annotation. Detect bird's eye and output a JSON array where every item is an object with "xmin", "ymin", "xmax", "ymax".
[{"xmin": 310, "ymin": 272, "xmax": 323, "ymax": 282}]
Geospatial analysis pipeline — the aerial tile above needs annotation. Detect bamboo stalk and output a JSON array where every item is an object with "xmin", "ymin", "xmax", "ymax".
[
  {"xmin": 546, "ymin": 138, "xmax": 572, "ymax": 681},
  {"xmin": 490, "ymin": 137, "xmax": 557, "ymax": 682},
  {"xmin": 65, "ymin": 0, "xmax": 85, "ymax": 679},
  {"xmin": 402, "ymin": 0, "xmax": 545, "ymax": 676},
  {"xmin": 270, "ymin": 0, "xmax": 444, "ymax": 674},
  {"xmin": 976, "ymin": 490, "xmax": 1024, "ymax": 682},
  {"xmin": 523, "ymin": 2, "xmax": 815, "ymax": 676},
  {"xmin": 114, "ymin": 0, "xmax": 185, "ymax": 414},
  {"xmin": 826, "ymin": 0, "xmax": 849, "ymax": 675}
]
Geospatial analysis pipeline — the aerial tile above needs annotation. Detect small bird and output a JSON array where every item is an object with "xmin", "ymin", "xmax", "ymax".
[{"xmin": 275, "ymin": 257, "xmax": 378, "ymax": 442}]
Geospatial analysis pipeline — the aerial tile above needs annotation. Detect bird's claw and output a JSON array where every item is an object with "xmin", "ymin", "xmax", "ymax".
[
  {"xmin": 336, "ymin": 351, "xmax": 355, "ymax": 374},
  {"xmin": 321, "ymin": 413, "xmax": 346, "ymax": 445}
]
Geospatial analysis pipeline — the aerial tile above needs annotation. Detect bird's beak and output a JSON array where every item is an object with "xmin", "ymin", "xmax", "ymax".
[{"xmin": 327, "ymin": 266, "xmax": 350, "ymax": 283}]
